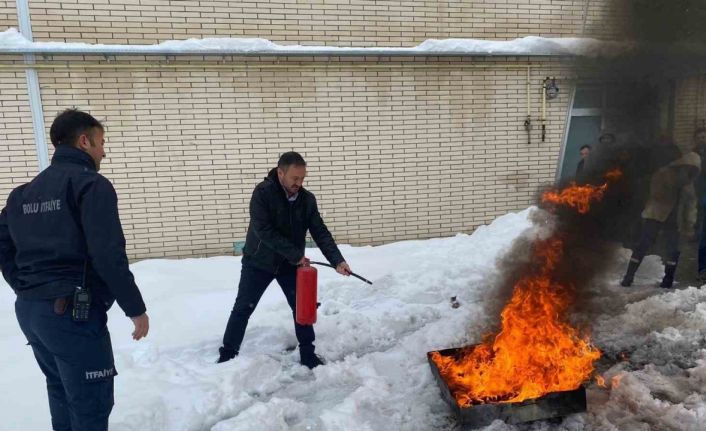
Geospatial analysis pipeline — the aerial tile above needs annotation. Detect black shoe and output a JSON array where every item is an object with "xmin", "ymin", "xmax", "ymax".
[
  {"xmin": 300, "ymin": 352, "xmax": 325, "ymax": 369},
  {"xmin": 620, "ymin": 258, "xmax": 641, "ymax": 287},
  {"xmin": 217, "ymin": 346, "xmax": 237, "ymax": 364},
  {"xmin": 660, "ymin": 261, "xmax": 678, "ymax": 289},
  {"xmin": 659, "ymin": 275, "xmax": 674, "ymax": 288}
]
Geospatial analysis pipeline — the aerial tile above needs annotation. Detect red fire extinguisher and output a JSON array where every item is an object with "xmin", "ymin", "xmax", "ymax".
[
  {"xmin": 296, "ymin": 263, "xmax": 318, "ymax": 325},
  {"xmin": 296, "ymin": 260, "xmax": 372, "ymax": 325}
]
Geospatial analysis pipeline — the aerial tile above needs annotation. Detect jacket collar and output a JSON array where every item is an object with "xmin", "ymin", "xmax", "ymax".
[{"xmin": 51, "ymin": 145, "xmax": 97, "ymax": 171}]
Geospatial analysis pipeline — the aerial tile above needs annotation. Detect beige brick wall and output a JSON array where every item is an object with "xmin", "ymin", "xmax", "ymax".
[
  {"xmin": 0, "ymin": 0, "xmax": 16, "ymax": 30},
  {"xmin": 0, "ymin": 70, "xmax": 39, "ymax": 202},
  {"xmin": 674, "ymin": 75, "xmax": 705, "ymax": 150},
  {"xmin": 583, "ymin": 0, "xmax": 628, "ymax": 39},
  {"xmin": 0, "ymin": 57, "xmax": 570, "ymax": 259},
  {"xmin": 0, "ymin": 0, "xmax": 18, "ymax": 31},
  {"xmin": 19, "ymin": 0, "xmax": 617, "ymax": 45},
  {"xmin": 0, "ymin": 0, "xmax": 625, "ymax": 259}
]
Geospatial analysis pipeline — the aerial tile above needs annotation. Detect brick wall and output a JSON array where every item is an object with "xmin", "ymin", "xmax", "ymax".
[
  {"xmin": 0, "ymin": 69, "xmax": 39, "ymax": 201},
  {"xmin": 0, "ymin": 0, "xmax": 15, "ymax": 30},
  {"xmin": 0, "ymin": 0, "xmax": 623, "ymax": 259},
  {"xmin": 674, "ymin": 75, "xmax": 705, "ymax": 150},
  {"xmin": 0, "ymin": 57, "xmax": 569, "ymax": 258},
  {"xmin": 18, "ymin": 0, "xmax": 617, "ymax": 45}
]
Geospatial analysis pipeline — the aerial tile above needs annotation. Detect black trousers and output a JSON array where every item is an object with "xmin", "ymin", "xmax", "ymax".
[
  {"xmin": 15, "ymin": 298, "xmax": 115, "ymax": 431},
  {"xmin": 632, "ymin": 218, "xmax": 680, "ymax": 264},
  {"xmin": 222, "ymin": 261, "xmax": 315, "ymax": 353}
]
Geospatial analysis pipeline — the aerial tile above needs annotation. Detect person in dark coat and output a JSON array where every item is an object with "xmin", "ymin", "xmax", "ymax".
[
  {"xmin": 576, "ymin": 144, "xmax": 591, "ymax": 179},
  {"xmin": 218, "ymin": 152, "xmax": 351, "ymax": 368},
  {"xmin": 0, "ymin": 109, "xmax": 149, "ymax": 431},
  {"xmin": 620, "ymin": 151, "xmax": 701, "ymax": 288}
]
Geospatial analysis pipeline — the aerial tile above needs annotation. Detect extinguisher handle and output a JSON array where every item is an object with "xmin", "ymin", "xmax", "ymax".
[{"xmin": 309, "ymin": 261, "xmax": 373, "ymax": 285}]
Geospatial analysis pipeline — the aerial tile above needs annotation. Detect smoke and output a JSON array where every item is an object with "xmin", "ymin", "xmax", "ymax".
[{"xmin": 483, "ymin": 0, "xmax": 706, "ymax": 330}]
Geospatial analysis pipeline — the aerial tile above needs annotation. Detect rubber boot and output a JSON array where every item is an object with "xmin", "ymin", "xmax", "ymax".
[
  {"xmin": 217, "ymin": 346, "xmax": 238, "ymax": 364},
  {"xmin": 621, "ymin": 257, "xmax": 642, "ymax": 287},
  {"xmin": 660, "ymin": 256, "xmax": 679, "ymax": 288},
  {"xmin": 300, "ymin": 345, "xmax": 324, "ymax": 369}
]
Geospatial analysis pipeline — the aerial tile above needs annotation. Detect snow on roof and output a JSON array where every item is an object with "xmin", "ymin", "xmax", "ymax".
[{"xmin": 0, "ymin": 27, "xmax": 630, "ymax": 57}]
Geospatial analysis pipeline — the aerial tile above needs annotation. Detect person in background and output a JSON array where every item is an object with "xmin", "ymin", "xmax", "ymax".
[
  {"xmin": 620, "ymin": 151, "xmax": 701, "ymax": 288},
  {"xmin": 576, "ymin": 144, "xmax": 591, "ymax": 178}
]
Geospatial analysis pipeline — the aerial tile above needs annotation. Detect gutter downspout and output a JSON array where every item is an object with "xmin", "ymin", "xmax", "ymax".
[
  {"xmin": 556, "ymin": 0, "xmax": 591, "ymax": 182},
  {"xmin": 16, "ymin": 0, "xmax": 49, "ymax": 171}
]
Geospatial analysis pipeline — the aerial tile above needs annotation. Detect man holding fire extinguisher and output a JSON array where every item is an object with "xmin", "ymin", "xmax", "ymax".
[{"xmin": 218, "ymin": 151, "xmax": 351, "ymax": 368}]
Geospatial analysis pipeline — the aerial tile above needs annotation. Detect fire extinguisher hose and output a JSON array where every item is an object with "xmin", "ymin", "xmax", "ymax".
[{"xmin": 309, "ymin": 261, "xmax": 373, "ymax": 285}]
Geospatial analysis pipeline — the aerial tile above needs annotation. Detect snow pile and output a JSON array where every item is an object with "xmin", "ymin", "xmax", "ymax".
[
  {"xmin": 0, "ymin": 27, "xmax": 629, "ymax": 57},
  {"xmin": 415, "ymin": 36, "xmax": 633, "ymax": 57},
  {"xmin": 1, "ymin": 207, "xmax": 706, "ymax": 430}
]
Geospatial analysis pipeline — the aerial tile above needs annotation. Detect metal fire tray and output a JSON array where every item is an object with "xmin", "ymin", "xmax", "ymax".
[{"xmin": 428, "ymin": 347, "xmax": 587, "ymax": 429}]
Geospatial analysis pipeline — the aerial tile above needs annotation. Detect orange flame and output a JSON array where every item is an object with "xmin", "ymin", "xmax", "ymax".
[
  {"xmin": 431, "ymin": 238, "xmax": 600, "ymax": 405},
  {"xmin": 595, "ymin": 374, "xmax": 623, "ymax": 390},
  {"xmin": 604, "ymin": 168, "xmax": 622, "ymax": 182},
  {"xmin": 430, "ymin": 172, "xmax": 622, "ymax": 406},
  {"xmin": 541, "ymin": 169, "xmax": 623, "ymax": 214},
  {"xmin": 596, "ymin": 375, "xmax": 607, "ymax": 388}
]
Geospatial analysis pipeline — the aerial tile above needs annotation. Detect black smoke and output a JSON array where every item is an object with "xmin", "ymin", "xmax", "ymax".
[{"xmin": 483, "ymin": 0, "xmax": 706, "ymax": 329}]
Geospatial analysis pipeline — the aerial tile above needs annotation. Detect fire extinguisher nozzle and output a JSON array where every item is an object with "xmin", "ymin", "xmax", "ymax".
[{"xmin": 309, "ymin": 261, "xmax": 373, "ymax": 285}]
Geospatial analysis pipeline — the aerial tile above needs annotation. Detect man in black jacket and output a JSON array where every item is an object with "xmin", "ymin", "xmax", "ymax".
[
  {"xmin": 218, "ymin": 152, "xmax": 351, "ymax": 368},
  {"xmin": 576, "ymin": 144, "xmax": 591, "ymax": 179},
  {"xmin": 0, "ymin": 109, "xmax": 149, "ymax": 431}
]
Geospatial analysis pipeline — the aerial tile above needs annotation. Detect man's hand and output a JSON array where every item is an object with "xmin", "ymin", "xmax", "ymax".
[
  {"xmin": 298, "ymin": 256, "xmax": 311, "ymax": 266},
  {"xmin": 336, "ymin": 261, "xmax": 351, "ymax": 276},
  {"xmin": 131, "ymin": 313, "xmax": 149, "ymax": 340}
]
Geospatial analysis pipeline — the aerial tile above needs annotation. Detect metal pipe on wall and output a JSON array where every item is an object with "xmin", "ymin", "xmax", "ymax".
[
  {"xmin": 0, "ymin": 61, "xmax": 538, "ymax": 71},
  {"xmin": 15, "ymin": 0, "xmax": 49, "ymax": 172}
]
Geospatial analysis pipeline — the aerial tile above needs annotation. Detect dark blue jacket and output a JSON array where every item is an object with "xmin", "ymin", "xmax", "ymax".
[
  {"xmin": 242, "ymin": 168, "xmax": 345, "ymax": 274},
  {"xmin": 0, "ymin": 146, "xmax": 146, "ymax": 317}
]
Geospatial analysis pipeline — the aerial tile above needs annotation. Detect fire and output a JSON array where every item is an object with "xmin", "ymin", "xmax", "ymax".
[
  {"xmin": 541, "ymin": 183, "xmax": 608, "ymax": 214},
  {"xmin": 431, "ymin": 171, "xmax": 621, "ymax": 406},
  {"xmin": 595, "ymin": 374, "xmax": 623, "ymax": 390},
  {"xmin": 541, "ymin": 170, "xmax": 622, "ymax": 214},
  {"xmin": 596, "ymin": 375, "xmax": 607, "ymax": 388},
  {"xmin": 431, "ymin": 238, "xmax": 600, "ymax": 405}
]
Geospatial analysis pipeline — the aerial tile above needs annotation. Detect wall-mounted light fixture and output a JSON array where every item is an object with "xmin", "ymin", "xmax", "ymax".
[{"xmin": 544, "ymin": 77, "xmax": 559, "ymax": 100}]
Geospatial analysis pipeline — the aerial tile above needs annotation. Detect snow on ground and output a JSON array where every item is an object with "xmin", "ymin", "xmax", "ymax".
[
  {"xmin": 0, "ymin": 27, "xmax": 629, "ymax": 57},
  {"xmin": 1, "ymin": 207, "xmax": 706, "ymax": 430}
]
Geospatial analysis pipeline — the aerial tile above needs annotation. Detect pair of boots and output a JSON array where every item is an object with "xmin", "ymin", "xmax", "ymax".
[
  {"xmin": 217, "ymin": 345, "xmax": 324, "ymax": 369},
  {"xmin": 621, "ymin": 255, "xmax": 678, "ymax": 288}
]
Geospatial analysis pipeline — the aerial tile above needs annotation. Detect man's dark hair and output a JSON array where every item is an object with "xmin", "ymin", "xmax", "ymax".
[
  {"xmin": 694, "ymin": 127, "xmax": 706, "ymax": 136},
  {"xmin": 277, "ymin": 151, "xmax": 306, "ymax": 170},
  {"xmin": 49, "ymin": 108, "xmax": 103, "ymax": 148},
  {"xmin": 580, "ymin": 144, "xmax": 592, "ymax": 151}
]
